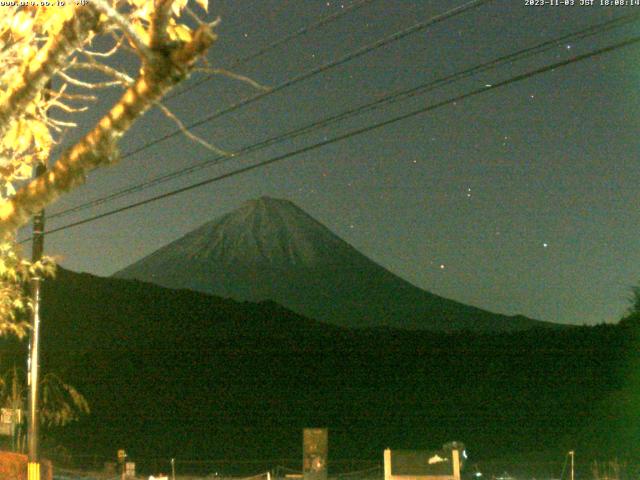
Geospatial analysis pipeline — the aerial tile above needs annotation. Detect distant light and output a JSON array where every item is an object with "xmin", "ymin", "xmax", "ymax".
[
  {"xmin": 439, "ymin": 264, "xmax": 445, "ymax": 269},
  {"xmin": 543, "ymin": 242, "xmax": 548, "ymax": 248}
]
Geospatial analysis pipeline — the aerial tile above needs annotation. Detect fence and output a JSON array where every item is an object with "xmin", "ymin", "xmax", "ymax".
[
  {"xmin": 47, "ymin": 456, "xmax": 381, "ymax": 480},
  {"xmin": 46, "ymin": 455, "xmax": 640, "ymax": 480}
]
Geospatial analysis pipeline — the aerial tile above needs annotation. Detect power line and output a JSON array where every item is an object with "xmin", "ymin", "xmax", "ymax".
[
  {"xmin": 121, "ymin": 0, "xmax": 492, "ymax": 159},
  {"xmin": 27, "ymin": 34, "xmax": 640, "ymax": 241},
  {"xmin": 47, "ymin": 11, "xmax": 640, "ymax": 221},
  {"xmin": 165, "ymin": 0, "xmax": 378, "ymax": 101}
]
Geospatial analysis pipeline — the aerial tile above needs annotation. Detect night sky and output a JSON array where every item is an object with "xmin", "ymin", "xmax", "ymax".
[{"xmin": 21, "ymin": 0, "xmax": 640, "ymax": 326}]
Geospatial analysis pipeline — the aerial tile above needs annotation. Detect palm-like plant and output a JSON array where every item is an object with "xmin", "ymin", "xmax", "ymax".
[
  {"xmin": 39, "ymin": 372, "xmax": 90, "ymax": 428},
  {"xmin": 0, "ymin": 366, "xmax": 24, "ymax": 451},
  {"xmin": 0, "ymin": 366, "xmax": 89, "ymax": 452}
]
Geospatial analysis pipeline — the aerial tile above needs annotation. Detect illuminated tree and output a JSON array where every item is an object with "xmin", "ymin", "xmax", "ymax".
[{"xmin": 0, "ymin": 1, "xmax": 217, "ymax": 336}]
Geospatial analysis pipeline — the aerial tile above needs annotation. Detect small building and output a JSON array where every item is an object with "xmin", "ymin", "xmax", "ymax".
[{"xmin": 384, "ymin": 447, "xmax": 461, "ymax": 480}]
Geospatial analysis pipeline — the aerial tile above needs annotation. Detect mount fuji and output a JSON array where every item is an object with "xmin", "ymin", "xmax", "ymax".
[{"xmin": 114, "ymin": 196, "xmax": 556, "ymax": 332}]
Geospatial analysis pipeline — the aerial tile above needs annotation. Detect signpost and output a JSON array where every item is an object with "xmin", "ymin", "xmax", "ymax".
[
  {"xmin": 0, "ymin": 408, "xmax": 22, "ymax": 451},
  {"xmin": 303, "ymin": 428, "xmax": 328, "ymax": 480},
  {"xmin": 125, "ymin": 462, "xmax": 136, "ymax": 478},
  {"xmin": 118, "ymin": 449, "xmax": 127, "ymax": 480},
  {"xmin": 0, "ymin": 408, "xmax": 21, "ymax": 437}
]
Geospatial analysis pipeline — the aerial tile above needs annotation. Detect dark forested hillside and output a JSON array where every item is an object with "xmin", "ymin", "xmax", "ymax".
[{"xmin": 0, "ymin": 268, "xmax": 635, "ymax": 467}]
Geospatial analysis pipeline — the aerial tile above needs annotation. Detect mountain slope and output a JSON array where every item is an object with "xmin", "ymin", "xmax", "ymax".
[
  {"xmin": 10, "ymin": 268, "xmax": 620, "ymax": 466},
  {"xmin": 115, "ymin": 196, "xmax": 556, "ymax": 332}
]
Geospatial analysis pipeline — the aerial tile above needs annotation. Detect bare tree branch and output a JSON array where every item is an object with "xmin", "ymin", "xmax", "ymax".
[
  {"xmin": 45, "ymin": 89, "xmax": 97, "ymax": 102},
  {"xmin": 82, "ymin": 35, "xmax": 125, "ymax": 58},
  {"xmin": 194, "ymin": 67, "xmax": 270, "ymax": 91},
  {"xmin": 150, "ymin": 0, "xmax": 176, "ymax": 50},
  {"xmin": 47, "ymin": 101, "xmax": 89, "ymax": 114},
  {"xmin": 69, "ymin": 60, "xmax": 135, "ymax": 86},
  {"xmin": 156, "ymin": 101, "xmax": 230, "ymax": 156},
  {"xmin": 90, "ymin": 0, "xmax": 154, "ymax": 61},
  {"xmin": 0, "ymin": 7, "xmax": 100, "ymax": 140},
  {"xmin": 56, "ymin": 70, "xmax": 123, "ymax": 90},
  {"xmin": 0, "ymin": 24, "xmax": 217, "ymax": 234}
]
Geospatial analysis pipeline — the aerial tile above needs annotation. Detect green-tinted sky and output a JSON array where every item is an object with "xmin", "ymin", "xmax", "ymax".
[{"xmin": 24, "ymin": 0, "xmax": 640, "ymax": 325}]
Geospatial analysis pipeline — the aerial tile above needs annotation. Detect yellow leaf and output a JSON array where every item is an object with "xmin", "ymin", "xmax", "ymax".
[
  {"xmin": 11, "ymin": 12, "xmax": 33, "ymax": 39},
  {"xmin": 131, "ymin": 2, "xmax": 153, "ymax": 23},
  {"xmin": 16, "ymin": 162, "xmax": 33, "ymax": 179},
  {"xmin": 130, "ymin": 0, "xmax": 148, "ymax": 9},
  {"xmin": 13, "ymin": 120, "xmax": 33, "ymax": 155},
  {"xmin": 172, "ymin": 0, "xmax": 189, "ymax": 16},
  {"xmin": 131, "ymin": 20, "xmax": 150, "ymax": 46},
  {"xmin": 2, "ymin": 122, "xmax": 18, "ymax": 150},
  {"xmin": 168, "ymin": 23, "xmax": 192, "ymax": 43},
  {"xmin": 195, "ymin": 0, "xmax": 208, "ymax": 12},
  {"xmin": 30, "ymin": 119, "xmax": 52, "ymax": 151}
]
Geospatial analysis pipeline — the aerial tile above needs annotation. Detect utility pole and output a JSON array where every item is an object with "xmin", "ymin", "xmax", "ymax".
[
  {"xmin": 569, "ymin": 450, "xmax": 575, "ymax": 480},
  {"xmin": 27, "ymin": 162, "xmax": 46, "ymax": 480}
]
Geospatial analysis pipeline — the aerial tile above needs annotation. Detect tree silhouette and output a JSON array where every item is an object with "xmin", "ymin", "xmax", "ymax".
[{"xmin": 620, "ymin": 285, "xmax": 640, "ymax": 326}]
